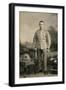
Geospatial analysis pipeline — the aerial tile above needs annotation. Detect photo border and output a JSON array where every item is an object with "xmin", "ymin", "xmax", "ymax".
[{"xmin": 9, "ymin": 3, "xmax": 65, "ymax": 87}]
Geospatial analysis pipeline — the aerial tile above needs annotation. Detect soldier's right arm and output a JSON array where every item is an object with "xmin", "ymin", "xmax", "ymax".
[{"xmin": 33, "ymin": 32, "xmax": 37, "ymax": 48}]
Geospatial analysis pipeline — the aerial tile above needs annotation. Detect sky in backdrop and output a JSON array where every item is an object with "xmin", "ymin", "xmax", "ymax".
[{"xmin": 19, "ymin": 11, "xmax": 58, "ymax": 44}]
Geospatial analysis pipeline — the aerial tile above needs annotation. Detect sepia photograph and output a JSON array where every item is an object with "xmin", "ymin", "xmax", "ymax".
[{"xmin": 19, "ymin": 11, "xmax": 58, "ymax": 78}]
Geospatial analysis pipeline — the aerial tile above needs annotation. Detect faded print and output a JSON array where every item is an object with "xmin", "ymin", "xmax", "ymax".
[{"xmin": 19, "ymin": 11, "xmax": 58, "ymax": 78}]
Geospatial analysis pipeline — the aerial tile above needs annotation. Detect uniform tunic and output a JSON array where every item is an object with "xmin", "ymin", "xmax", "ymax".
[{"xmin": 33, "ymin": 29, "xmax": 51, "ymax": 49}]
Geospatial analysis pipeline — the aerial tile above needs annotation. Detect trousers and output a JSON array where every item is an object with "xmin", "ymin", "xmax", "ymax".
[{"xmin": 35, "ymin": 49, "xmax": 48, "ymax": 72}]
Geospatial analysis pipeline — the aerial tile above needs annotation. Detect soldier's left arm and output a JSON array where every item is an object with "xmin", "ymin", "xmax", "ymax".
[{"xmin": 47, "ymin": 31, "xmax": 51, "ymax": 49}]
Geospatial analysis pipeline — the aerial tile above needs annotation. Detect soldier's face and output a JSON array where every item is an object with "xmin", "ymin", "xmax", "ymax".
[{"xmin": 39, "ymin": 22, "xmax": 44, "ymax": 30}]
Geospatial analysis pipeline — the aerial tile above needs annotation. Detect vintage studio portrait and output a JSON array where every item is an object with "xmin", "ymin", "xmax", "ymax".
[{"xmin": 19, "ymin": 11, "xmax": 58, "ymax": 78}]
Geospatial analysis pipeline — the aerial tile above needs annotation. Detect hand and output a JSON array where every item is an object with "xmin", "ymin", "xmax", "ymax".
[
  {"xmin": 47, "ymin": 48, "xmax": 50, "ymax": 52},
  {"xmin": 34, "ymin": 48, "xmax": 37, "ymax": 51}
]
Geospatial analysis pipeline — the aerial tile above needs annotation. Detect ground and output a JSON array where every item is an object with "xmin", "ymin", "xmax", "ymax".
[{"xmin": 20, "ymin": 72, "xmax": 57, "ymax": 78}]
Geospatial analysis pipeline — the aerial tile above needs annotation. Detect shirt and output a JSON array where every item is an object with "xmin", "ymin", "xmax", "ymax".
[
  {"xmin": 33, "ymin": 29, "xmax": 51, "ymax": 49},
  {"xmin": 40, "ymin": 30, "xmax": 47, "ymax": 49}
]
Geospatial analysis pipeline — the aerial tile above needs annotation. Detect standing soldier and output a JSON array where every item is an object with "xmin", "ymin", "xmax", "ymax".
[{"xmin": 33, "ymin": 20, "xmax": 51, "ymax": 74}]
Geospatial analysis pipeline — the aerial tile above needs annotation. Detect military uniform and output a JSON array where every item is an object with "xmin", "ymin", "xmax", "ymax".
[{"xmin": 33, "ymin": 29, "xmax": 51, "ymax": 72}]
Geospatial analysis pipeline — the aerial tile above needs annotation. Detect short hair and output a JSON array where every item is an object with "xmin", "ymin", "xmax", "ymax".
[{"xmin": 39, "ymin": 20, "xmax": 44, "ymax": 25}]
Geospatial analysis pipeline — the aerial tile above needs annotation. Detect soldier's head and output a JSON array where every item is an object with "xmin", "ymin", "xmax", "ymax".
[{"xmin": 39, "ymin": 20, "xmax": 45, "ymax": 30}]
